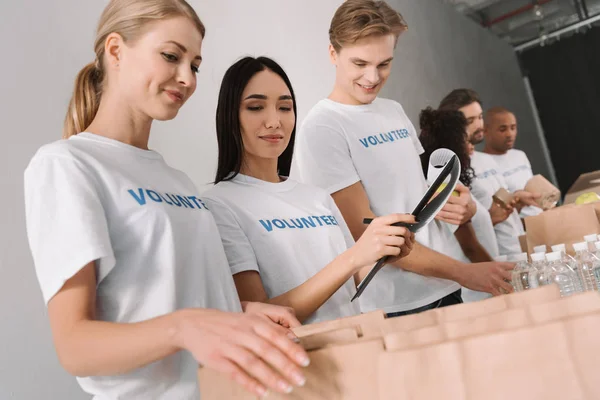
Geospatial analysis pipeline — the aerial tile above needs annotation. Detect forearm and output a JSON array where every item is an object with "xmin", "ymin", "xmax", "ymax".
[
  {"xmin": 454, "ymin": 224, "xmax": 493, "ymax": 263},
  {"xmin": 52, "ymin": 311, "xmax": 184, "ymax": 377},
  {"xmin": 389, "ymin": 242, "xmax": 465, "ymax": 281},
  {"xmin": 268, "ymin": 251, "xmax": 357, "ymax": 322}
]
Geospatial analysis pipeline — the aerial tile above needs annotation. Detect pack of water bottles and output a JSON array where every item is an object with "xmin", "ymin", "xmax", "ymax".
[{"xmin": 506, "ymin": 233, "xmax": 600, "ymax": 297}]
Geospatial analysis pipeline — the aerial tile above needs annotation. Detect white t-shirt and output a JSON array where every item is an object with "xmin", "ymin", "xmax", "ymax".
[
  {"xmin": 203, "ymin": 174, "xmax": 361, "ymax": 324},
  {"xmin": 470, "ymin": 151, "xmax": 525, "ymax": 256},
  {"xmin": 24, "ymin": 132, "xmax": 242, "ymax": 400},
  {"xmin": 488, "ymin": 149, "xmax": 542, "ymax": 217},
  {"xmin": 460, "ymin": 197, "xmax": 497, "ymax": 303},
  {"xmin": 470, "ymin": 197, "xmax": 500, "ymax": 260},
  {"xmin": 290, "ymin": 98, "xmax": 462, "ymax": 313}
]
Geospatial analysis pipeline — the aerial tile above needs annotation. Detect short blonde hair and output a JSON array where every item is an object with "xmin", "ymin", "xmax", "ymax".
[{"xmin": 329, "ymin": 0, "xmax": 408, "ymax": 52}]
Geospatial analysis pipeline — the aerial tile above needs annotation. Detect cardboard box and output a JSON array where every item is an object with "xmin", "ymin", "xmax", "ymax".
[
  {"xmin": 524, "ymin": 203, "xmax": 600, "ymax": 255},
  {"xmin": 519, "ymin": 234, "xmax": 528, "ymax": 252},
  {"xmin": 564, "ymin": 170, "xmax": 600, "ymax": 204}
]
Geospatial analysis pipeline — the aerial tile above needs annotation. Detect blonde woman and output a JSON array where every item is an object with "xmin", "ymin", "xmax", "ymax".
[{"xmin": 24, "ymin": 1, "xmax": 308, "ymax": 398}]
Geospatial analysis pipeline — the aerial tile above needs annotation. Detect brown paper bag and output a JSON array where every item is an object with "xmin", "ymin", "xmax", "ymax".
[
  {"xmin": 443, "ymin": 308, "xmax": 531, "ymax": 340},
  {"xmin": 493, "ymin": 187, "xmax": 514, "ymax": 209},
  {"xmin": 379, "ymin": 316, "xmax": 600, "ymax": 400},
  {"xmin": 435, "ymin": 294, "xmax": 507, "ymax": 323},
  {"xmin": 379, "ymin": 341, "xmax": 464, "ymax": 400},
  {"xmin": 383, "ymin": 325, "xmax": 446, "ymax": 352},
  {"xmin": 525, "ymin": 174, "xmax": 560, "ymax": 210},
  {"xmin": 300, "ymin": 327, "xmax": 360, "ymax": 351},
  {"xmin": 199, "ymin": 339, "xmax": 385, "ymax": 400},
  {"xmin": 292, "ymin": 310, "xmax": 385, "ymax": 339},
  {"xmin": 503, "ymin": 284, "xmax": 561, "ymax": 308},
  {"xmin": 378, "ymin": 308, "xmax": 438, "ymax": 335},
  {"xmin": 528, "ymin": 291, "xmax": 600, "ymax": 324},
  {"xmin": 524, "ymin": 204, "xmax": 600, "ymax": 255}
]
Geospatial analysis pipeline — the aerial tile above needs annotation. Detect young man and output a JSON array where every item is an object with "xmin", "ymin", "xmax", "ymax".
[
  {"xmin": 483, "ymin": 107, "xmax": 542, "ymax": 217},
  {"xmin": 290, "ymin": 0, "xmax": 514, "ymax": 316},
  {"xmin": 438, "ymin": 89, "xmax": 538, "ymax": 255}
]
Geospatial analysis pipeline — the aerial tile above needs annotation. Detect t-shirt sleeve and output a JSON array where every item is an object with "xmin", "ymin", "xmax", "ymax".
[
  {"xmin": 202, "ymin": 196, "xmax": 260, "ymax": 275},
  {"xmin": 395, "ymin": 102, "xmax": 424, "ymax": 155},
  {"xmin": 327, "ymin": 194, "xmax": 356, "ymax": 249},
  {"xmin": 24, "ymin": 152, "xmax": 115, "ymax": 305},
  {"xmin": 293, "ymin": 119, "xmax": 360, "ymax": 195},
  {"xmin": 470, "ymin": 179, "xmax": 494, "ymax": 210}
]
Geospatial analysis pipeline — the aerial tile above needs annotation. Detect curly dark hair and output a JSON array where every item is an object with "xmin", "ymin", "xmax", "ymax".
[{"xmin": 419, "ymin": 107, "xmax": 475, "ymax": 188}]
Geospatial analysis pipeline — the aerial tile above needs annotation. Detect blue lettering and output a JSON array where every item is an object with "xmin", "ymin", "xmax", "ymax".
[
  {"xmin": 166, "ymin": 194, "xmax": 182, "ymax": 207},
  {"xmin": 329, "ymin": 216, "xmax": 338, "ymax": 226},
  {"xmin": 368, "ymin": 136, "xmax": 378, "ymax": 146},
  {"xmin": 376, "ymin": 135, "xmax": 384, "ymax": 144},
  {"xmin": 313, "ymin": 216, "xmax": 324, "ymax": 226},
  {"xmin": 188, "ymin": 196, "xmax": 203, "ymax": 209},
  {"xmin": 159, "ymin": 193, "xmax": 173, "ymax": 205},
  {"xmin": 176, "ymin": 195, "xmax": 194, "ymax": 209},
  {"xmin": 272, "ymin": 219, "xmax": 286, "ymax": 229},
  {"xmin": 359, "ymin": 138, "xmax": 370, "ymax": 148},
  {"xmin": 283, "ymin": 219, "xmax": 296, "ymax": 229},
  {"xmin": 386, "ymin": 132, "xmax": 395, "ymax": 142},
  {"xmin": 199, "ymin": 199, "xmax": 209, "ymax": 210},
  {"xmin": 146, "ymin": 190, "xmax": 162, "ymax": 203},
  {"xmin": 379, "ymin": 133, "xmax": 389, "ymax": 143},
  {"xmin": 321, "ymin": 216, "xmax": 332, "ymax": 226},
  {"xmin": 291, "ymin": 218, "xmax": 304, "ymax": 228},
  {"xmin": 301, "ymin": 217, "xmax": 316, "ymax": 228},
  {"xmin": 128, "ymin": 189, "xmax": 146, "ymax": 205},
  {"xmin": 259, "ymin": 220, "xmax": 273, "ymax": 232}
]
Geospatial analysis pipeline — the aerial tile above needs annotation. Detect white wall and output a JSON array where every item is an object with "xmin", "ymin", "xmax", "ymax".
[{"xmin": 0, "ymin": 0, "xmax": 548, "ymax": 398}]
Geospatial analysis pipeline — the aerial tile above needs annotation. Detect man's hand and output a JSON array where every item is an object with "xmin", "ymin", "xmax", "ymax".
[
  {"xmin": 514, "ymin": 190, "xmax": 541, "ymax": 210},
  {"xmin": 454, "ymin": 262, "xmax": 515, "ymax": 296},
  {"xmin": 489, "ymin": 202, "xmax": 513, "ymax": 225},
  {"xmin": 435, "ymin": 184, "xmax": 476, "ymax": 225}
]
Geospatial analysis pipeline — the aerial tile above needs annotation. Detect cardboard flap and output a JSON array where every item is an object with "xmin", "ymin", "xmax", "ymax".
[{"xmin": 564, "ymin": 170, "xmax": 600, "ymax": 204}]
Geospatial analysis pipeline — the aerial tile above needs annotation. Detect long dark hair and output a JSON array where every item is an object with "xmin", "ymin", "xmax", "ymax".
[
  {"xmin": 214, "ymin": 56, "xmax": 297, "ymax": 184},
  {"xmin": 419, "ymin": 107, "xmax": 475, "ymax": 188}
]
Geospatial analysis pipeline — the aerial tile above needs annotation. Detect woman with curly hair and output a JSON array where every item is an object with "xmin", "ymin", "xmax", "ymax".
[{"xmin": 419, "ymin": 107, "xmax": 500, "ymax": 301}]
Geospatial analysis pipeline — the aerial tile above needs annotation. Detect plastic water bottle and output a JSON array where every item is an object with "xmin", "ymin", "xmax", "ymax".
[
  {"xmin": 533, "ymin": 245, "xmax": 547, "ymax": 254},
  {"xmin": 530, "ymin": 252, "xmax": 548, "ymax": 287},
  {"xmin": 584, "ymin": 234, "xmax": 599, "ymax": 252},
  {"xmin": 572, "ymin": 242, "xmax": 599, "ymax": 292},
  {"xmin": 551, "ymin": 244, "xmax": 583, "ymax": 293},
  {"xmin": 546, "ymin": 251, "xmax": 579, "ymax": 297},
  {"xmin": 592, "ymin": 241, "xmax": 600, "ymax": 290},
  {"xmin": 511, "ymin": 253, "xmax": 537, "ymax": 291}
]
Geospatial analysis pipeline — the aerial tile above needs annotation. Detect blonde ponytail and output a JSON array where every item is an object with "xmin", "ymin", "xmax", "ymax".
[
  {"xmin": 61, "ymin": 0, "xmax": 205, "ymax": 139},
  {"xmin": 63, "ymin": 61, "xmax": 104, "ymax": 139}
]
